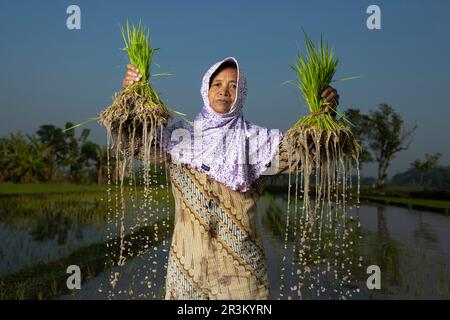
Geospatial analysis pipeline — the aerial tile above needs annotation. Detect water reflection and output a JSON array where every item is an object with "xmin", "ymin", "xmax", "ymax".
[
  {"xmin": 260, "ymin": 194, "xmax": 363, "ymax": 299},
  {"xmin": 1, "ymin": 191, "xmax": 449, "ymax": 299},
  {"xmin": 0, "ymin": 190, "xmax": 172, "ymax": 276}
]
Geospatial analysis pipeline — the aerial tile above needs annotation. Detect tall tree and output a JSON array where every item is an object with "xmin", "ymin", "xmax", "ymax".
[
  {"xmin": 344, "ymin": 108, "xmax": 373, "ymax": 169},
  {"xmin": 63, "ymin": 123, "xmax": 90, "ymax": 182},
  {"xmin": 411, "ymin": 152, "xmax": 441, "ymax": 186},
  {"xmin": 80, "ymin": 141, "xmax": 107, "ymax": 184},
  {"xmin": 36, "ymin": 124, "xmax": 67, "ymax": 181},
  {"xmin": 367, "ymin": 104, "xmax": 417, "ymax": 188}
]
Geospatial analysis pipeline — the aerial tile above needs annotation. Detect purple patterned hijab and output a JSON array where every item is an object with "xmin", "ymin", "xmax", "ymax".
[{"xmin": 161, "ymin": 57, "xmax": 283, "ymax": 192}]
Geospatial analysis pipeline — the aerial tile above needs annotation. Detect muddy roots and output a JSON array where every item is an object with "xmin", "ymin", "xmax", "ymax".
[
  {"xmin": 283, "ymin": 126, "xmax": 361, "ymax": 213},
  {"xmin": 280, "ymin": 125, "xmax": 363, "ymax": 299},
  {"xmin": 100, "ymin": 81, "xmax": 171, "ymax": 160}
]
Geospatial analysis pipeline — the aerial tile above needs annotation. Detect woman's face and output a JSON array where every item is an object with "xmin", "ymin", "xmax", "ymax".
[{"xmin": 208, "ymin": 67, "xmax": 238, "ymax": 113}]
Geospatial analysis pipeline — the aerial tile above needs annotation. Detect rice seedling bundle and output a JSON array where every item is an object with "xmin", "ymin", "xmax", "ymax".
[
  {"xmin": 99, "ymin": 21, "xmax": 173, "ymax": 298},
  {"xmin": 284, "ymin": 29, "xmax": 361, "ymax": 213},
  {"xmin": 100, "ymin": 21, "xmax": 171, "ymax": 162},
  {"xmin": 279, "ymin": 30, "xmax": 363, "ymax": 300}
]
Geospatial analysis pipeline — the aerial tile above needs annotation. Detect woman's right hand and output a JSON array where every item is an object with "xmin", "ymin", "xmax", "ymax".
[{"xmin": 122, "ymin": 64, "xmax": 142, "ymax": 88}]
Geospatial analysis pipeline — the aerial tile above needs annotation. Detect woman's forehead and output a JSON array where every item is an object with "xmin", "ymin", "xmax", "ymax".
[{"xmin": 210, "ymin": 68, "xmax": 238, "ymax": 81}]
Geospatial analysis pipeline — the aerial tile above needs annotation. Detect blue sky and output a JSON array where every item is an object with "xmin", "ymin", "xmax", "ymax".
[{"xmin": 1, "ymin": 0, "xmax": 449, "ymax": 177}]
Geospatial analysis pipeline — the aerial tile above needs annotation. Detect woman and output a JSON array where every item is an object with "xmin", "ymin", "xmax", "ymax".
[{"xmin": 122, "ymin": 57, "xmax": 339, "ymax": 299}]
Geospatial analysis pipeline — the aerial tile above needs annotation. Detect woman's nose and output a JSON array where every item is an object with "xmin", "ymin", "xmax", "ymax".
[{"xmin": 219, "ymin": 87, "xmax": 230, "ymax": 96}]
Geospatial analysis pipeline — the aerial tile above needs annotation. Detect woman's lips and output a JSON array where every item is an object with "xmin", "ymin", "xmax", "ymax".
[{"xmin": 216, "ymin": 99, "xmax": 230, "ymax": 104}]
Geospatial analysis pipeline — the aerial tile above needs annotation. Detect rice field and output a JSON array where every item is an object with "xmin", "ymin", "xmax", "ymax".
[{"xmin": 0, "ymin": 187, "xmax": 449, "ymax": 300}]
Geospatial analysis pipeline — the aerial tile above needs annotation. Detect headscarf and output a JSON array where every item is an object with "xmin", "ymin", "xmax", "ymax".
[{"xmin": 160, "ymin": 57, "xmax": 283, "ymax": 192}]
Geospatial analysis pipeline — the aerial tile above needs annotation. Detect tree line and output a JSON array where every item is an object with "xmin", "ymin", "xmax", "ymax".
[
  {"xmin": 1, "ymin": 103, "xmax": 446, "ymax": 189},
  {"xmin": 0, "ymin": 123, "xmax": 110, "ymax": 184}
]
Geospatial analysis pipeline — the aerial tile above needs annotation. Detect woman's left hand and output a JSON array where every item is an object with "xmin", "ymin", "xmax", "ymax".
[{"xmin": 321, "ymin": 85, "xmax": 339, "ymax": 116}]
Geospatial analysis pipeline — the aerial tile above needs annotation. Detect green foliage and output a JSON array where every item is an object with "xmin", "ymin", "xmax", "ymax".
[
  {"xmin": 116, "ymin": 20, "xmax": 170, "ymax": 112},
  {"xmin": 0, "ymin": 132, "xmax": 46, "ymax": 183},
  {"xmin": 36, "ymin": 125, "xmax": 67, "ymax": 181},
  {"xmin": 0, "ymin": 123, "xmax": 106, "ymax": 184},
  {"xmin": 289, "ymin": 29, "xmax": 353, "ymax": 131},
  {"xmin": 62, "ymin": 123, "xmax": 90, "ymax": 182},
  {"xmin": 121, "ymin": 20, "xmax": 157, "ymax": 83},
  {"xmin": 292, "ymin": 29, "xmax": 338, "ymax": 114},
  {"xmin": 344, "ymin": 108, "xmax": 374, "ymax": 167},
  {"xmin": 391, "ymin": 165, "xmax": 450, "ymax": 190},
  {"xmin": 361, "ymin": 195, "xmax": 450, "ymax": 212},
  {"xmin": 410, "ymin": 153, "xmax": 441, "ymax": 185},
  {"xmin": 368, "ymin": 104, "xmax": 417, "ymax": 188}
]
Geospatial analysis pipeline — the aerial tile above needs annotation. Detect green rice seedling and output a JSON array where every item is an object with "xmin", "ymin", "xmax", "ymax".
[
  {"xmin": 98, "ymin": 22, "xmax": 176, "ymax": 294},
  {"xmin": 289, "ymin": 30, "xmax": 355, "ymax": 131},
  {"xmin": 279, "ymin": 29, "xmax": 362, "ymax": 300},
  {"xmin": 283, "ymin": 29, "xmax": 361, "ymax": 212},
  {"xmin": 50, "ymin": 274, "xmax": 60, "ymax": 297},
  {"xmin": 100, "ymin": 21, "xmax": 171, "ymax": 160},
  {"xmin": 100, "ymin": 21, "xmax": 168, "ymax": 278},
  {"xmin": 16, "ymin": 283, "xmax": 25, "ymax": 300}
]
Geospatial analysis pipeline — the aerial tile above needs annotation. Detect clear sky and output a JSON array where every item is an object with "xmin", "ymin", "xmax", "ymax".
[{"xmin": 1, "ymin": 0, "xmax": 449, "ymax": 177}]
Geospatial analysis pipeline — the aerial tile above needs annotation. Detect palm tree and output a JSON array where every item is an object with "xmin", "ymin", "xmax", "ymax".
[{"xmin": 4, "ymin": 132, "xmax": 46, "ymax": 182}]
